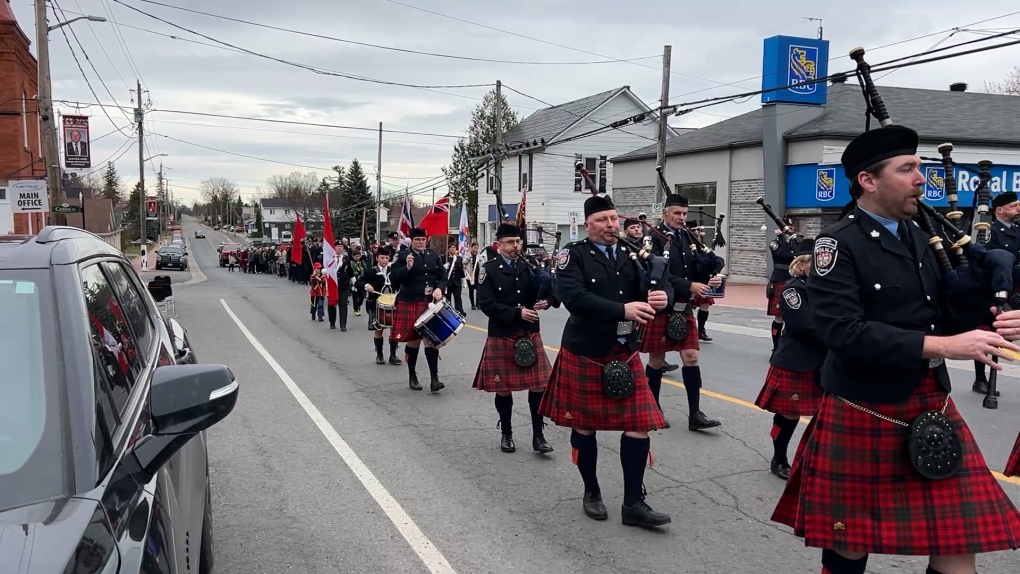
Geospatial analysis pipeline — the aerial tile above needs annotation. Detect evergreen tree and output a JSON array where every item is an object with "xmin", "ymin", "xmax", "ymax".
[
  {"xmin": 125, "ymin": 182, "xmax": 142, "ymax": 242},
  {"xmin": 442, "ymin": 88, "xmax": 519, "ymax": 233},
  {"xmin": 341, "ymin": 158, "xmax": 373, "ymax": 239},
  {"xmin": 102, "ymin": 162, "xmax": 123, "ymax": 203}
]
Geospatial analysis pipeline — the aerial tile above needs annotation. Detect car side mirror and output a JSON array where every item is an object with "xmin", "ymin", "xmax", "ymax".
[{"xmin": 150, "ymin": 364, "xmax": 238, "ymax": 436}]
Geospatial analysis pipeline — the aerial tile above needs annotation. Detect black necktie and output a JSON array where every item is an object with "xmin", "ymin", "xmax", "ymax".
[
  {"xmin": 898, "ymin": 222, "xmax": 914, "ymax": 253},
  {"xmin": 606, "ymin": 246, "xmax": 616, "ymax": 264}
]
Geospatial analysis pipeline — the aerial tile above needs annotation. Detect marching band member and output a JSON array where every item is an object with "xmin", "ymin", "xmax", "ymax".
[
  {"xmin": 641, "ymin": 193, "xmax": 721, "ymax": 431},
  {"xmin": 973, "ymin": 191, "xmax": 1020, "ymax": 395},
  {"xmin": 628, "ymin": 217, "xmax": 679, "ymax": 370},
  {"xmin": 357, "ymin": 246, "xmax": 402, "ymax": 365},
  {"xmin": 540, "ymin": 194, "xmax": 672, "ymax": 528},
  {"xmin": 389, "ymin": 227, "xmax": 448, "ymax": 392},
  {"xmin": 753, "ymin": 237, "xmax": 823, "ymax": 480},
  {"xmin": 767, "ymin": 222, "xmax": 796, "ymax": 353},
  {"xmin": 472, "ymin": 222, "xmax": 555, "ymax": 454},
  {"xmin": 772, "ymin": 125, "xmax": 1020, "ymax": 574}
]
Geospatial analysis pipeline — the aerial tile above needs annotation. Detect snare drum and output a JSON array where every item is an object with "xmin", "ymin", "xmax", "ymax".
[
  {"xmin": 704, "ymin": 275, "xmax": 727, "ymax": 299},
  {"xmin": 375, "ymin": 293, "xmax": 397, "ymax": 328},
  {"xmin": 413, "ymin": 299, "xmax": 465, "ymax": 348}
]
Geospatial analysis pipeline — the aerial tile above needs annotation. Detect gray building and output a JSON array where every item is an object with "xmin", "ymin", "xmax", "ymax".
[{"xmin": 611, "ymin": 80, "xmax": 1020, "ymax": 283}]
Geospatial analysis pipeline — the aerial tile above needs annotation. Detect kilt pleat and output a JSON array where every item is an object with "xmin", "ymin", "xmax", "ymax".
[
  {"xmin": 754, "ymin": 365, "xmax": 823, "ymax": 417},
  {"xmin": 639, "ymin": 312, "xmax": 698, "ymax": 354},
  {"xmin": 389, "ymin": 300, "xmax": 430, "ymax": 342},
  {"xmin": 772, "ymin": 372, "xmax": 1020, "ymax": 555},
  {"xmin": 539, "ymin": 345, "xmax": 665, "ymax": 432},
  {"xmin": 767, "ymin": 281, "xmax": 786, "ymax": 317},
  {"xmin": 1006, "ymin": 432, "xmax": 1020, "ymax": 478},
  {"xmin": 691, "ymin": 295, "xmax": 715, "ymax": 307},
  {"xmin": 472, "ymin": 332, "xmax": 552, "ymax": 392}
]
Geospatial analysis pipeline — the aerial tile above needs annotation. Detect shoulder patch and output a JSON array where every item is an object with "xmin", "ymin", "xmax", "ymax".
[
  {"xmin": 782, "ymin": 287, "xmax": 802, "ymax": 310},
  {"xmin": 769, "ymin": 239, "xmax": 779, "ymax": 250},
  {"xmin": 477, "ymin": 266, "xmax": 487, "ymax": 283},
  {"xmin": 813, "ymin": 237, "xmax": 839, "ymax": 276},
  {"xmin": 556, "ymin": 248, "xmax": 571, "ymax": 270}
]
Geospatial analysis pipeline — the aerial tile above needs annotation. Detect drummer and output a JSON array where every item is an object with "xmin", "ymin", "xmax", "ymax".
[
  {"xmin": 357, "ymin": 246, "xmax": 402, "ymax": 366},
  {"xmin": 389, "ymin": 227, "xmax": 449, "ymax": 392}
]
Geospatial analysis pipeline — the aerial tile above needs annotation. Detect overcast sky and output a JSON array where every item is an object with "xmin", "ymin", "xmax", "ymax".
[{"xmin": 9, "ymin": 0, "xmax": 1020, "ymax": 205}]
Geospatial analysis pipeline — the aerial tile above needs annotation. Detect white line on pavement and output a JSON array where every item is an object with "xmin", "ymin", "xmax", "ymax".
[{"xmin": 219, "ymin": 299, "xmax": 457, "ymax": 574}]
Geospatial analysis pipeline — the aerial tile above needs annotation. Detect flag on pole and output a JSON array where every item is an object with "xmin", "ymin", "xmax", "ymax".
[
  {"xmin": 397, "ymin": 188, "xmax": 415, "ymax": 247},
  {"xmin": 458, "ymin": 204, "xmax": 469, "ymax": 253},
  {"xmin": 515, "ymin": 186, "xmax": 528, "ymax": 242},
  {"xmin": 322, "ymin": 196, "xmax": 340, "ymax": 306},
  {"xmin": 290, "ymin": 212, "xmax": 307, "ymax": 264},
  {"xmin": 419, "ymin": 194, "xmax": 450, "ymax": 237}
]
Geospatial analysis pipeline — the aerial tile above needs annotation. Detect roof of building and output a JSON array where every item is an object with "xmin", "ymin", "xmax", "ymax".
[
  {"xmin": 502, "ymin": 87, "xmax": 624, "ymax": 146},
  {"xmin": 0, "ymin": 0, "xmax": 17, "ymax": 23},
  {"xmin": 259, "ymin": 198, "xmax": 297, "ymax": 209},
  {"xmin": 612, "ymin": 83, "xmax": 1020, "ymax": 163}
]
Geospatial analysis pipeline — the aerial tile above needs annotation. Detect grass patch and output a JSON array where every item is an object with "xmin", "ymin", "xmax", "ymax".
[{"xmin": 123, "ymin": 245, "xmax": 141, "ymax": 257}]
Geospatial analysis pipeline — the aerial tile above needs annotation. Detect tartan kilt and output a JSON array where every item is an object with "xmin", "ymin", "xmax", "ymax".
[
  {"xmin": 767, "ymin": 281, "xmax": 785, "ymax": 316},
  {"xmin": 1006, "ymin": 432, "xmax": 1020, "ymax": 477},
  {"xmin": 691, "ymin": 295, "xmax": 715, "ymax": 307},
  {"xmin": 754, "ymin": 365, "xmax": 823, "ymax": 417},
  {"xmin": 772, "ymin": 372, "xmax": 1020, "ymax": 555},
  {"xmin": 639, "ymin": 311, "xmax": 699, "ymax": 354},
  {"xmin": 388, "ymin": 299, "xmax": 431, "ymax": 343},
  {"xmin": 472, "ymin": 332, "xmax": 552, "ymax": 393},
  {"xmin": 539, "ymin": 345, "xmax": 665, "ymax": 432}
]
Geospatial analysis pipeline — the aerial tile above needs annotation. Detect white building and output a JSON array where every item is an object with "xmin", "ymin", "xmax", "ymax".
[{"xmin": 475, "ymin": 86, "xmax": 683, "ymax": 246}]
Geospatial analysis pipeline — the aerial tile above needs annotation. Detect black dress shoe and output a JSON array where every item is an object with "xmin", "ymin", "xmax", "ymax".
[
  {"xmin": 973, "ymin": 380, "xmax": 1001, "ymax": 397},
  {"xmin": 409, "ymin": 375, "xmax": 422, "ymax": 391},
  {"xmin": 770, "ymin": 458, "xmax": 791, "ymax": 480},
  {"xmin": 661, "ymin": 362, "xmax": 679, "ymax": 373},
  {"xmin": 430, "ymin": 378, "xmax": 445, "ymax": 393},
  {"xmin": 330, "ymin": 324, "xmax": 336, "ymax": 330},
  {"xmin": 583, "ymin": 492, "xmax": 608, "ymax": 521},
  {"xmin": 698, "ymin": 330, "xmax": 713, "ymax": 342},
  {"xmin": 375, "ymin": 354, "xmax": 385, "ymax": 365},
  {"xmin": 621, "ymin": 500, "xmax": 671, "ymax": 528},
  {"xmin": 532, "ymin": 436, "xmax": 554, "ymax": 454},
  {"xmin": 688, "ymin": 411, "xmax": 721, "ymax": 431},
  {"xmin": 389, "ymin": 355, "xmax": 402, "ymax": 365},
  {"xmin": 501, "ymin": 434, "xmax": 516, "ymax": 453},
  {"xmin": 340, "ymin": 326, "xmax": 347, "ymax": 332}
]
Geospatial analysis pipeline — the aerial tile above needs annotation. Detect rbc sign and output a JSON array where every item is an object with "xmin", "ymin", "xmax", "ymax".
[
  {"xmin": 924, "ymin": 167, "xmax": 946, "ymax": 201},
  {"xmin": 762, "ymin": 36, "xmax": 830, "ymax": 106},
  {"xmin": 815, "ymin": 168, "xmax": 836, "ymax": 202}
]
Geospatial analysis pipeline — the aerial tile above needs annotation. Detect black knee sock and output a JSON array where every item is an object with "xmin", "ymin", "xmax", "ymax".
[
  {"xmin": 771, "ymin": 321, "xmax": 783, "ymax": 350},
  {"xmin": 423, "ymin": 346, "xmax": 440, "ymax": 379},
  {"xmin": 925, "ymin": 567, "xmax": 945, "ymax": 574},
  {"xmin": 681, "ymin": 366, "xmax": 701, "ymax": 416},
  {"xmin": 771, "ymin": 414, "xmax": 799, "ymax": 464},
  {"xmin": 645, "ymin": 365, "xmax": 663, "ymax": 408},
  {"xmin": 620, "ymin": 435, "xmax": 650, "ymax": 507},
  {"xmin": 975, "ymin": 360, "xmax": 987, "ymax": 382},
  {"xmin": 494, "ymin": 394, "xmax": 513, "ymax": 435},
  {"xmin": 405, "ymin": 346, "xmax": 420, "ymax": 376},
  {"xmin": 570, "ymin": 430, "xmax": 599, "ymax": 494},
  {"xmin": 697, "ymin": 309, "xmax": 709, "ymax": 332},
  {"xmin": 373, "ymin": 336, "xmax": 383, "ymax": 356},
  {"xmin": 528, "ymin": 391, "xmax": 545, "ymax": 438},
  {"xmin": 389, "ymin": 340, "xmax": 399, "ymax": 358},
  {"xmin": 820, "ymin": 549, "xmax": 868, "ymax": 574}
]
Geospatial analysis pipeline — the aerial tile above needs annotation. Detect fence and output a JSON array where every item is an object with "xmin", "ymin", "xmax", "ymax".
[{"xmin": 94, "ymin": 229, "xmax": 123, "ymax": 251}]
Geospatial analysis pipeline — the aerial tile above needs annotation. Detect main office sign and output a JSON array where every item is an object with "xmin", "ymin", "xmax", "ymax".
[
  {"xmin": 786, "ymin": 163, "xmax": 1020, "ymax": 208},
  {"xmin": 10, "ymin": 179, "xmax": 49, "ymax": 214}
]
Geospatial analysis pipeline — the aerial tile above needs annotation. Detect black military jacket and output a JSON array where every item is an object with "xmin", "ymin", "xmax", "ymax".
[
  {"xmin": 477, "ymin": 255, "xmax": 559, "ymax": 337},
  {"xmin": 555, "ymin": 239, "xmax": 674, "ymax": 358},
  {"xmin": 443, "ymin": 254, "xmax": 465, "ymax": 287},
  {"xmin": 984, "ymin": 219, "xmax": 1020, "ymax": 262},
  {"xmin": 769, "ymin": 276, "xmax": 827, "ymax": 372},
  {"xmin": 389, "ymin": 247, "xmax": 449, "ymax": 303},
  {"xmin": 769, "ymin": 234, "xmax": 796, "ymax": 283},
  {"xmin": 356, "ymin": 264, "xmax": 393, "ymax": 306},
  {"xmin": 646, "ymin": 223, "xmax": 696, "ymax": 301},
  {"xmin": 808, "ymin": 206, "xmax": 952, "ymax": 403}
]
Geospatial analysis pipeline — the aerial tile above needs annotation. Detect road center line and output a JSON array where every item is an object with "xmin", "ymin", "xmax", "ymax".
[{"xmin": 220, "ymin": 299, "xmax": 458, "ymax": 573}]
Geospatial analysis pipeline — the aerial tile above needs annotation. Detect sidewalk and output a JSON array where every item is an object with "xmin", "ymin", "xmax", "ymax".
[{"xmin": 713, "ymin": 282, "xmax": 767, "ymax": 311}]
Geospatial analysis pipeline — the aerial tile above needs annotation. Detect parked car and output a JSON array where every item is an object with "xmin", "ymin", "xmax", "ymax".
[
  {"xmin": 219, "ymin": 243, "xmax": 242, "ymax": 267},
  {"xmin": 0, "ymin": 226, "xmax": 237, "ymax": 573},
  {"xmin": 156, "ymin": 245, "xmax": 189, "ymax": 271}
]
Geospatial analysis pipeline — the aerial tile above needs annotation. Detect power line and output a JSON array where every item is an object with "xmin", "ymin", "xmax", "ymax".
[
  {"xmin": 501, "ymin": 84, "xmax": 657, "ymax": 142},
  {"xmin": 146, "ymin": 118, "xmax": 457, "ymax": 148},
  {"xmin": 150, "ymin": 132, "xmax": 333, "ymax": 171}
]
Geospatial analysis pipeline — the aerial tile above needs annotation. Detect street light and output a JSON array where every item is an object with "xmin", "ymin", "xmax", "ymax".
[{"xmin": 47, "ymin": 15, "xmax": 106, "ymax": 32}]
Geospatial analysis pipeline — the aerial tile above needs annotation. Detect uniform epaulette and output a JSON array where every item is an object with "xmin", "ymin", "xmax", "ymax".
[
  {"xmin": 821, "ymin": 215, "xmax": 856, "ymax": 236},
  {"xmin": 564, "ymin": 239, "xmax": 586, "ymax": 249}
]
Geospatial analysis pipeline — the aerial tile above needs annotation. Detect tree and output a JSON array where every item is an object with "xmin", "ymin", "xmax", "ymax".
[
  {"xmin": 442, "ymin": 87, "xmax": 519, "ymax": 233},
  {"xmin": 340, "ymin": 159, "xmax": 372, "ymax": 239},
  {"xmin": 266, "ymin": 171, "xmax": 321, "ymax": 210},
  {"xmin": 125, "ymin": 182, "xmax": 142, "ymax": 242},
  {"xmin": 201, "ymin": 177, "xmax": 240, "ymax": 226},
  {"xmin": 985, "ymin": 66, "xmax": 1020, "ymax": 95},
  {"xmin": 102, "ymin": 162, "xmax": 123, "ymax": 202}
]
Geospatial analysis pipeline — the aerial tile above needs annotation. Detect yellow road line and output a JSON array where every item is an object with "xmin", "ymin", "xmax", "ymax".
[{"xmin": 462, "ymin": 323, "xmax": 1020, "ymax": 486}]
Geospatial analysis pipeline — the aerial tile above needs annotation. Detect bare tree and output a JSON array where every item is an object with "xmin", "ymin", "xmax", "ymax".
[
  {"xmin": 200, "ymin": 177, "xmax": 241, "ymax": 226},
  {"xmin": 265, "ymin": 171, "xmax": 321, "ymax": 204},
  {"xmin": 985, "ymin": 66, "xmax": 1020, "ymax": 95}
]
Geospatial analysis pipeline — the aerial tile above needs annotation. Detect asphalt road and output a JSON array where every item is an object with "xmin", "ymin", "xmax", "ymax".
[{"xmin": 170, "ymin": 216, "xmax": 1020, "ymax": 574}]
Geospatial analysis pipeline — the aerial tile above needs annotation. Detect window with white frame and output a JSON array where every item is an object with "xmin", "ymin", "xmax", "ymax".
[
  {"xmin": 519, "ymin": 154, "xmax": 530, "ymax": 192},
  {"xmin": 675, "ymin": 183, "xmax": 719, "ymax": 245}
]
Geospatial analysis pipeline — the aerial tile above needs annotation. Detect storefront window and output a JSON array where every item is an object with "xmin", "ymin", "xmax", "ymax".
[{"xmin": 675, "ymin": 183, "xmax": 719, "ymax": 245}]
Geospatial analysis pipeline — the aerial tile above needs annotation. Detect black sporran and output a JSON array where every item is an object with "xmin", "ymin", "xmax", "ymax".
[
  {"xmin": 666, "ymin": 313, "xmax": 690, "ymax": 341},
  {"xmin": 907, "ymin": 410, "xmax": 963, "ymax": 480},
  {"xmin": 512, "ymin": 337, "xmax": 538, "ymax": 367},
  {"xmin": 601, "ymin": 360, "xmax": 635, "ymax": 400}
]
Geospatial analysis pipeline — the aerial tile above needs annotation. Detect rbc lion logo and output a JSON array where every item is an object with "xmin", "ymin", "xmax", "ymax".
[
  {"xmin": 789, "ymin": 45, "xmax": 819, "ymax": 95},
  {"xmin": 924, "ymin": 167, "xmax": 946, "ymax": 201},
  {"xmin": 815, "ymin": 168, "xmax": 836, "ymax": 202}
]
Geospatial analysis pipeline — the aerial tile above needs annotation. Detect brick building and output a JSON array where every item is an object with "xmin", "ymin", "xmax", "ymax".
[{"xmin": 0, "ymin": 0, "xmax": 45, "ymax": 234}]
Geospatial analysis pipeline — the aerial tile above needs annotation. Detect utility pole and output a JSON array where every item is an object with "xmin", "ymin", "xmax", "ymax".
[
  {"xmin": 35, "ymin": 0, "xmax": 61, "ymax": 224},
  {"xmin": 136, "ymin": 80, "xmax": 146, "ymax": 256},
  {"xmin": 376, "ymin": 122, "xmax": 382, "ymax": 242},
  {"xmin": 654, "ymin": 46, "xmax": 672, "ymax": 207}
]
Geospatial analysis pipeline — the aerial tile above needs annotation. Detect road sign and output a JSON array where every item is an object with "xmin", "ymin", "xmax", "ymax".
[
  {"xmin": 10, "ymin": 180, "xmax": 48, "ymax": 214},
  {"xmin": 52, "ymin": 203, "xmax": 81, "ymax": 214},
  {"xmin": 652, "ymin": 202, "xmax": 663, "ymax": 215}
]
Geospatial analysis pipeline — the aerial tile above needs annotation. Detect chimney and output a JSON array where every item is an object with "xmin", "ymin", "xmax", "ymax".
[
  {"xmin": 950, "ymin": 82, "xmax": 968, "ymax": 92},
  {"xmin": 830, "ymin": 72, "xmax": 847, "ymax": 85}
]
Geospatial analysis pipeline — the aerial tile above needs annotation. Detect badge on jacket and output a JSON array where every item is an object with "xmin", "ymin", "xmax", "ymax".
[
  {"xmin": 477, "ymin": 266, "xmax": 486, "ymax": 284},
  {"xmin": 782, "ymin": 288, "xmax": 802, "ymax": 310},
  {"xmin": 814, "ymin": 237, "xmax": 838, "ymax": 276},
  {"xmin": 770, "ymin": 240, "xmax": 779, "ymax": 251},
  {"xmin": 557, "ymin": 248, "xmax": 570, "ymax": 270}
]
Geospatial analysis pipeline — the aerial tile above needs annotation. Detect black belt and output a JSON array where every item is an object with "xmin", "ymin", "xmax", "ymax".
[{"xmin": 773, "ymin": 263, "xmax": 789, "ymax": 271}]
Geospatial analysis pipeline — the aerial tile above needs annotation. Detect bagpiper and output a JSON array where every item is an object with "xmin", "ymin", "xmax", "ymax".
[
  {"xmin": 767, "ymin": 222, "xmax": 796, "ymax": 353},
  {"xmin": 356, "ymin": 246, "xmax": 402, "ymax": 365},
  {"xmin": 472, "ymin": 222, "xmax": 555, "ymax": 454}
]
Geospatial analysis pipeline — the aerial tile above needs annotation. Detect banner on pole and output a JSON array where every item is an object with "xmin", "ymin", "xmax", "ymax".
[{"xmin": 62, "ymin": 115, "xmax": 92, "ymax": 169}]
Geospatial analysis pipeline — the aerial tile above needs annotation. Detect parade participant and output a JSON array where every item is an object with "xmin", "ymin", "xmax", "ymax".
[
  {"xmin": 540, "ymin": 194, "xmax": 672, "ymax": 528},
  {"xmin": 389, "ymin": 227, "xmax": 448, "ymax": 392},
  {"xmin": 641, "ymin": 194, "xmax": 721, "ymax": 431},
  {"xmin": 473, "ymin": 222, "xmax": 555, "ymax": 454},
  {"xmin": 358, "ymin": 246, "xmax": 402, "ymax": 365},
  {"xmin": 326, "ymin": 242, "xmax": 353, "ymax": 331},
  {"xmin": 753, "ymin": 237, "xmax": 823, "ymax": 480},
  {"xmin": 464, "ymin": 242, "xmax": 480, "ymax": 310},
  {"xmin": 686, "ymin": 220, "xmax": 716, "ymax": 342},
  {"xmin": 623, "ymin": 218, "xmax": 643, "ymax": 241},
  {"xmin": 309, "ymin": 263, "xmax": 325, "ymax": 322},
  {"xmin": 350, "ymin": 249, "xmax": 366, "ymax": 317},
  {"xmin": 772, "ymin": 125, "xmax": 1020, "ymax": 574},
  {"xmin": 767, "ymin": 221, "xmax": 796, "ymax": 352},
  {"xmin": 443, "ymin": 243, "xmax": 466, "ymax": 315}
]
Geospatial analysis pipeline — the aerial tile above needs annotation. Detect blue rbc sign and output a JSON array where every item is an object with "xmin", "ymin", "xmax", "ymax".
[
  {"xmin": 815, "ymin": 168, "xmax": 836, "ymax": 202},
  {"xmin": 924, "ymin": 167, "xmax": 946, "ymax": 201},
  {"xmin": 762, "ymin": 36, "xmax": 830, "ymax": 106}
]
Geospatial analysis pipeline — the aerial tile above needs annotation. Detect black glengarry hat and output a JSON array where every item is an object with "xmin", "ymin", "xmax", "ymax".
[
  {"xmin": 992, "ymin": 191, "xmax": 1018, "ymax": 209},
  {"xmin": 795, "ymin": 237, "xmax": 815, "ymax": 257},
  {"xmin": 584, "ymin": 195, "xmax": 615, "ymax": 219},
  {"xmin": 409, "ymin": 227, "xmax": 427, "ymax": 239},
  {"xmin": 495, "ymin": 222, "xmax": 519, "ymax": 239},
  {"xmin": 664, "ymin": 194, "xmax": 688, "ymax": 208},
  {"xmin": 623, "ymin": 218, "xmax": 641, "ymax": 229},
  {"xmin": 841, "ymin": 125, "xmax": 919, "ymax": 182}
]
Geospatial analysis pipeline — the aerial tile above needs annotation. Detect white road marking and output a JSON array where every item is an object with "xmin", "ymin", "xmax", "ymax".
[{"xmin": 219, "ymin": 299, "xmax": 457, "ymax": 574}]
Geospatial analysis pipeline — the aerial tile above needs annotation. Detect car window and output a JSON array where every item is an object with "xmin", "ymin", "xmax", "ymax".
[
  {"xmin": 0, "ymin": 278, "xmax": 47, "ymax": 473},
  {"xmin": 92, "ymin": 353, "xmax": 120, "ymax": 480},
  {"xmin": 81, "ymin": 265, "xmax": 142, "ymax": 415},
  {"xmin": 161, "ymin": 247, "xmax": 184, "ymax": 255},
  {"xmin": 102, "ymin": 262, "xmax": 155, "ymax": 358}
]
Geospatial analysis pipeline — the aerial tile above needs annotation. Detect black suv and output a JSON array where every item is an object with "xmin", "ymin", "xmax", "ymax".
[
  {"xmin": 156, "ymin": 244, "xmax": 188, "ymax": 271},
  {"xmin": 0, "ymin": 227, "xmax": 238, "ymax": 573}
]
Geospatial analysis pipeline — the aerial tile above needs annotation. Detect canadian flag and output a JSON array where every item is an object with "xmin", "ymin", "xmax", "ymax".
[
  {"xmin": 322, "ymin": 195, "xmax": 340, "ymax": 306},
  {"xmin": 89, "ymin": 312, "xmax": 129, "ymax": 374}
]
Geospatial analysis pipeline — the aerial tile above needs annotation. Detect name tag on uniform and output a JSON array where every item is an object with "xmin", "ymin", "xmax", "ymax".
[{"xmin": 616, "ymin": 321, "xmax": 635, "ymax": 336}]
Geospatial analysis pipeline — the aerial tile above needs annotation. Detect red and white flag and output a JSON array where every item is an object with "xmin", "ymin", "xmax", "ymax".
[
  {"xmin": 291, "ymin": 212, "xmax": 307, "ymax": 264},
  {"xmin": 397, "ymin": 188, "xmax": 415, "ymax": 247},
  {"xmin": 322, "ymin": 196, "xmax": 341, "ymax": 306},
  {"xmin": 419, "ymin": 193, "xmax": 450, "ymax": 237}
]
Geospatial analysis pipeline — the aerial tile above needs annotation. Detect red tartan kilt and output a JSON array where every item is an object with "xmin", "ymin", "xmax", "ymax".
[
  {"xmin": 767, "ymin": 281, "xmax": 785, "ymax": 316},
  {"xmin": 772, "ymin": 372, "xmax": 1020, "ymax": 555},
  {"xmin": 539, "ymin": 345, "xmax": 666, "ymax": 432},
  {"xmin": 472, "ymin": 332, "xmax": 552, "ymax": 392},
  {"xmin": 639, "ymin": 312, "xmax": 698, "ymax": 354},
  {"xmin": 754, "ymin": 365, "xmax": 822, "ymax": 417},
  {"xmin": 388, "ymin": 300, "xmax": 431, "ymax": 342},
  {"xmin": 1006, "ymin": 432, "xmax": 1020, "ymax": 477},
  {"xmin": 691, "ymin": 295, "xmax": 715, "ymax": 306}
]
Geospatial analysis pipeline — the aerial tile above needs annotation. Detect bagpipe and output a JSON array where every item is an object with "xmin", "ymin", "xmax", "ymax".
[
  {"xmin": 850, "ymin": 46, "xmax": 1016, "ymax": 409},
  {"xmin": 651, "ymin": 167, "xmax": 727, "ymax": 285},
  {"xmin": 756, "ymin": 196, "xmax": 801, "ymax": 250},
  {"xmin": 488, "ymin": 168, "xmax": 558, "ymax": 302}
]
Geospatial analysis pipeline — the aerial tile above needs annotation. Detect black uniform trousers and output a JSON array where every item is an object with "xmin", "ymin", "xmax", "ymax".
[{"xmin": 328, "ymin": 289, "xmax": 351, "ymax": 328}]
